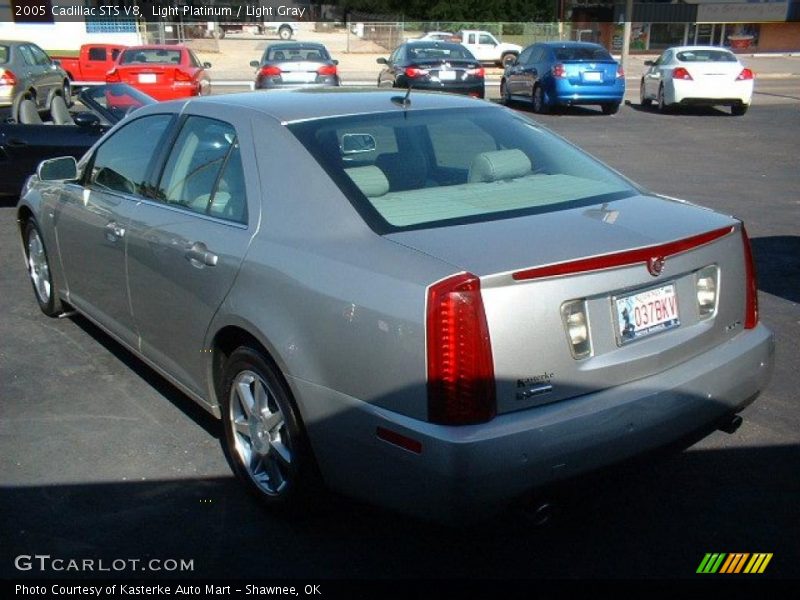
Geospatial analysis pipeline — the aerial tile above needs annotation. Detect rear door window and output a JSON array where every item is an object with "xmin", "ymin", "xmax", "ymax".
[{"xmin": 88, "ymin": 47, "xmax": 107, "ymax": 61}]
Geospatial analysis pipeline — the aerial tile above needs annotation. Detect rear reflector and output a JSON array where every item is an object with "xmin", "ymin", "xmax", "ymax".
[
  {"xmin": 736, "ymin": 68, "xmax": 755, "ymax": 81},
  {"xmin": 552, "ymin": 63, "xmax": 566, "ymax": 78},
  {"xmin": 316, "ymin": 64, "xmax": 337, "ymax": 76},
  {"xmin": 405, "ymin": 66, "xmax": 429, "ymax": 78},
  {"xmin": 741, "ymin": 225, "xmax": 759, "ymax": 329},
  {"xmin": 616, "ymin": 66, "xmax": 625, "ymax": 79},
  {"xmin": 427, "ymin": 272, "xmax": 496, "ymax": 425},
  {"xmin": 174, "ymin": 69, "xmax": 193, "ymax": 82},
  {"xmin": 0, "ymin": 69, "xmax": 17, "ymax": 86},
  {"xmin": 513, "ymin": 226, "xmax": 735, "ymax": 281},
  {"xmin": 672, "ymin": 67, "xmax": 693, "ymax": 80},
  {"xmin": 376, "ymin": 427, "xmax": 422, "ymax": 454},
  {"xmin": 466, "ymin": 67, "xmax": 485, "ymax": 78},
  {"xmin": 259, "ymin": 65, "xmax": 282, "ymax": 77}
]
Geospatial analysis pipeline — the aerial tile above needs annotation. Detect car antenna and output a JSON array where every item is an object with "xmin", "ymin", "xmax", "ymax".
[{"xmin": 391, "ymin": 85, "xmax": 412, "ymax": 108}]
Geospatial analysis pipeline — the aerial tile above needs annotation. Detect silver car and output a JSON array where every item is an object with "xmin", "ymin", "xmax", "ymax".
[
  {"xmin": 0, "ymin": 40, "xmax": 71, "ymax": 114},
  {"xmin": 250, "ymin": 42, "xmax": 340, "ymax": 90},
  {"xmin": 17, "ymin": 90, "xmax": 773, "ymax": 520}
]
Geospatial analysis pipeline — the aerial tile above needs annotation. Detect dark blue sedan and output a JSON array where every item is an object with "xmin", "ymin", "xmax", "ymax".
[{"xmin": 501, "ymin": 42, "xmax": 625, "ymax": 114}]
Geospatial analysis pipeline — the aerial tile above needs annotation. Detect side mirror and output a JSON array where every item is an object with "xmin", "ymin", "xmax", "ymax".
[
  {"xmin": 52, "ymin": 59, "xmax": 61, "ymax": 67},
  {"xmin": 332, "ymin": 59, "xmax": 339, "ymax": 65},
  {"xmin": 644, "ymin": 60, "xmax": 654, "ymax": 66},
  {"xmin": 38, "ymin": 156, "xmax": 78, "ymax": 182},
  {"xmin": 74, "ymin": 112, "xmax": 100, "ymax": 128},
  {"xmin": 376, "ymin": 57, "xmax": 388, "ymax": 65},
  {"xmin": 249, "ymin": 60, "xmax": 260, "ymax": 68},
  {"xmin": 203, "ymin": 62, "xmax": 212, "ymax": 69}
]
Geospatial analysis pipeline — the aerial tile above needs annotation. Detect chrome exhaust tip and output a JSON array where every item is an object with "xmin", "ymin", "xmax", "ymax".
[{"xmin": 719, "ymin": 414, "xmax": 743, "ymax": 435}]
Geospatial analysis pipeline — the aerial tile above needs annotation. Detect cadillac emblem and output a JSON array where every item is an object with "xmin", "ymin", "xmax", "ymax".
[{"xmin": 647, "ymin": 256, "xmax": 666, "ymax": 277}]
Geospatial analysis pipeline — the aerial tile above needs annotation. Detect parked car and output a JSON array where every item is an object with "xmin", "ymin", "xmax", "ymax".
[
  {"xmin": 377, "ymin": 41, "xmax": 485, "ymax": 98},
  {"xmin": 0, "ymin": 40, "xmax": 71, "ymax": 115},
  {"xmin": 501, "ymin": 41, "xmax": 626, "ymax": 115},
  {"xmin": 18, "ymin": 90, "xmax": 773, "ymax": 521},
  {"xmin": 418, "ymin": 31, "xmax": 457, "ymax": 42},
  {"xmin": 106, "ymin": 45, "xmax": 211, "ymax": 100},
  {"xmin": 640, "ymin": 46, "xmax": 754, "ymax": 116},
  {"xmin": 448, "ymin": 30, "xmax": 522, "ymax": 67},
  {"xmin": 0, "ymin": 84, "xmax": 153, "ymax": 197},
  {"xmin": 250, "ymin": 42, "xmax": 339, "ymax": 89},
  {"xmin": 216, "ymin": 21, "xmax": 295, "ymax": 40},
  {"xmin": 52, "ymin": 43, "xmax": 126, "ymax": 83}
]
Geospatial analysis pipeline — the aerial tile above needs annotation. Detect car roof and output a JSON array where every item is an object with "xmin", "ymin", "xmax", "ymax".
[
  {"xmin": 266, "ymin": 41, "xmax": 327, "ymax": 48},
  {"xmin": 152, "ymin": 88, "xmax": 495, "ymax": 124},
  {"xmin": 539, "ymin": 41, "xmax": 606, "ymax": 49},
  {"xmin": 121, "ymin": 45, "xmax": 186, "ymax": 51},
  {"xmin": 667, "ymin": 45, "xmax": 737, "ymax": 53}
]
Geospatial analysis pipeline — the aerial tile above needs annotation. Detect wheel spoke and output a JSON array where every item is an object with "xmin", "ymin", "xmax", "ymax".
[
  {"xmin": 264, "ymin": 453, "xmax": 287, "ymax": 492},
  {"xmin": 254, "ymin": 379, "xmax": 269, "ymax": 415},
  {"xmin": 235, "ymin": 379, "xmax": 255, "ymax": 417},
  {"xmin": 270, "ymin": 438, "xmax": 292, "ymax": 466},
  {"xmin": 233, "ymin": 416, "xmax": 250, "ymax": 438},
  {"xmin": 262, "ymin": 410, "xmax": 283, "ymax": 434}
]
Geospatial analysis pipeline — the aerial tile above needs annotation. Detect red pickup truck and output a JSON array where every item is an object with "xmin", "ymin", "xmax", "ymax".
[{"xmin": 52, "ymin": 44, "xmax": 126, "ymax": 83}]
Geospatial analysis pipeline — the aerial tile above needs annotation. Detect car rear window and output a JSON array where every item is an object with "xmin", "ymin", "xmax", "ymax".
[
  {"xmin": 676, "ymin": 50, "xmax": 737, "ymax": 63},
  {"xmin": 553, "ymin": 47, "xmax": 613, "ymax": 61},
  {"xmin": 266, "ymin": 46, "xmax": 330, "ymax": 61},
  {"xmin": 288, "ymin": 107, "xmax": 637, "ymax": 233},
  {"xmin": 408, "ymin": 44, "xmax": 474, "ymax": 61},
  {"xmin": 120, "ymin": 49, "xmax": 182, "ymax": 65},
  {"xmin": 0, "ymin": 46, "xmax": 8, "ymax": 64}
]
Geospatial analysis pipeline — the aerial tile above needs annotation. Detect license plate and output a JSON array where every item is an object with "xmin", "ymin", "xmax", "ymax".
[
  {"xmin": 582, "ymin": 71, "xmax": 602, "ymax": 82},
  {"xmin": 138, "ymin": 73, "xmax": 157, "ymax": 84},
  {"xmin": 281, "ymin": 72, "xmax": 315, "ymax": 83},
  {"xmin": 438, "ymin": 70, "xmax": 456, "ymax": 81},
  {"xmin": 615, "ymin": 284, "xmax": 680, "ymax": 344}
]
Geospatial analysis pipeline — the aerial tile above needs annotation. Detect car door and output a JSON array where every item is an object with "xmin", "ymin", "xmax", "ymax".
[
  {"xmin": 379, "ymin": 47, "xmax": 402, "ymax": 87},
  {"xmin": 643, "ymin": 51, "xmax": 668, "ymax": 98},
  {"xmin": 28, "ymin": 44, "xmax": 61, "ymax": 102},
  {"xmin": 473, "ymin": 33, "xmax": 498, "ymax": 62},
  {"xmin": 505, "ymin": 46, "xmax": 533, "ymax": 96},
  {"xmin": 521, "ymin": 46, "xmax": 545, "ymax": 97},
  {"xmin": 15, "ymin": 45, "xmax": 40, "ymax": 106},
  {"xmin": 125, "ymin": 107, "xmax": 258, "ymax": 399},
  {"xmin": 53, "ymin": 113, "xmax": 173, "ymax": 348}
]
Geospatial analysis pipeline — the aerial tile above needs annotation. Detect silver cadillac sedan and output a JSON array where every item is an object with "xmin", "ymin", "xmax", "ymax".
[{"xmin": 17, "ymin": 90, "xmax": 773, "ymax": 520}]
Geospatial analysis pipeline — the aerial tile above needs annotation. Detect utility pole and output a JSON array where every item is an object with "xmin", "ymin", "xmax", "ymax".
[{"xmin": 621, "ymin": 0, "xmax": 633, "ymax": 74}]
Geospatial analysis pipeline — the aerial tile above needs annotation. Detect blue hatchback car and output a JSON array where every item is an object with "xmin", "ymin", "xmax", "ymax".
[{"xmin": 501, "ymin": 42, "xmax": 625, "ymax": 114}]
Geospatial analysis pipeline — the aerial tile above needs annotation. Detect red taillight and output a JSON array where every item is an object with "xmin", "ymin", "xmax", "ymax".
[
  {"xmin": 258, "ymin": 65, "xmax": 282, "ymax": 77},
  {"xmin": 106, "ymin": 68, "xmax": 121, "ymax": 83},
  {"xmin": 174, "ymin": 69, "xmax": 193, "ymax": 82},
  {"xmin": 741, "ymin": 225, "xmax": 759, "ymax": 329},
  {"xmin": 617, "ymin": 65, "xmax": 625, "ymax": 79},
  {"xmin": 736, "ymin": 68, "xmax": 754, "ymax": 81},
  {"xmin": 427, "ymin": 272, "xmax": 496, "ymax": 425},
  {"xmin": 316, "ymin": 64, "xmax": 337, "ymax": 76},
  {"xmin": 672, "ymin": 67, "xmax": 693, "ymax": 80},
  {"xmin": 0, "ymin": 69, "xmax": 17, "ymax": 86},
  {"xmin": 404, "ymin": 66, "xmax": 429, "ymax": 78},
  {"xmin": 552, "ymin": 63, "xmax": 566, "ymax": 78},
  {"xmin": 466, "ymin": 66, "xmax": 485, "ymax": 78}
]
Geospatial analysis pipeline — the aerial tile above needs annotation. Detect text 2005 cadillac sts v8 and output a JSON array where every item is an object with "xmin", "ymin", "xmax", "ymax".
[{"xmin": 17, "ymin": 90, "xmax": 773, "ymax": 520}]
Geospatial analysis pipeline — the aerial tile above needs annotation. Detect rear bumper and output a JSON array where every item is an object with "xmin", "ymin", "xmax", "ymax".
[
  {"xmin": 397, "ymin": 80, "xmax": 485, "ymax": 98},
  {"xmin": 669, "ymin": 80, "xmax": 753, "ymax": 105},
  {"xmin": 551, "ymin": 80, "xmax": 625, "ymax": 105},
  {"xmin": 295, "ymin": 324, "xmax": 774, "ymax": 521}
]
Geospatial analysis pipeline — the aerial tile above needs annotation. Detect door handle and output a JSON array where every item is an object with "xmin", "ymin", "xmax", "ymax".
[
  {"xmin": 104, "ymin": 221, "xmax": 125, "ymax": 242},
  {"xmin": 6, "ymin": 139, "xmax": 27, "ymax": 147},
  {"xmin": 185, "ymin": 241, "xmax": 218, "ymax": 268}
]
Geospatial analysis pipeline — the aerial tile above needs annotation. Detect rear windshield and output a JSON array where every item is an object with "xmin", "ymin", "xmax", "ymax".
[
  {"xmin": 554, "ymin": 47, "xmax": 613, "ymax": 61},
  {"xmin": 288, "ymin": 107, "xmax": 637, "ymax": 233},
  {"xmin": 266, "ymin": 45, "xmax": 330, "ymax": 62},
  {"xmin": 676, "ymin": 50, "xmax": 737, "ymax": 63},
  {"xmin": 0, "ymin": 45, "xmax": 8, "ymax": 64},
  {"xmin": 408, "ymin": 44, "xmax": 474, "ymax": 61},
  {"xmin": 119, "ymin": 49, "xmax": 182, "ymax": 65}
]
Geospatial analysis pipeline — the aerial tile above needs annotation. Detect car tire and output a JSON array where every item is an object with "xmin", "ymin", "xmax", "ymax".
[
  {"xmin": 501, "ymin": 53, "xmax": 517, "ymax": 69},
  {"xmin": 640, "ymin": 81, "xmax": 652, "ymax": 107},
  {"xmin": 532, "ymin": 85, "xmax": 548, "ymax": 114},
  {"xmin": 62, "ymin": 79, "xmax": 72, "ymax": 108},
  {"xmin": 601, "ymin": 102, "xmax": 620, "ymax": 115},
  {"xmin": 24, "ymin": 219, "xmax": 64, "ymax": 317},
  {"xmin": 220, "ymin": 346, "xmax": 315, "ymax": 508},
  {"xmin": 657, "ymin": 85, "xmax": 670, "ymax": 113},
  {"xmin": 731, "ymin": 104, "xmax": 748, "ymax": 116},
  {"xmin": 499, "ymin": 79, "xmax": 511, "ymax": 105},
  {"xmin": 278, "ymin": 25, "xmax": 292, "ymax": 40}
]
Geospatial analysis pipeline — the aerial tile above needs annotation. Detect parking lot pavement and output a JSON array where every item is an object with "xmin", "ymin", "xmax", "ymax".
[{"xmin": 1, "ymin": 101, "xmax": 798, "ymax": 581}]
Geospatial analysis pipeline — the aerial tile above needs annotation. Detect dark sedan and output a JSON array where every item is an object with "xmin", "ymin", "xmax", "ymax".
[
  {"xmin": 250, "ymin": 42, "xmax": 340, "ymax": 89},
  {"xmin": 0, "ymin": 83, "xmax": 153, "ymax": 197},
  {"xmin": 377, "ymin": 41, "xmax": 485, "ymax": 98}
]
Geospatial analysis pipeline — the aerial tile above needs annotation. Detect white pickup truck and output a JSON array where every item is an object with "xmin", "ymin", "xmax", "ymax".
[
  {"xmin": 422, "ymin": 30, "xmax": 522, "ymax": 67},
  {"xmin": 216, "ymin": 22, "xmax": 295, "ymax": 40}
]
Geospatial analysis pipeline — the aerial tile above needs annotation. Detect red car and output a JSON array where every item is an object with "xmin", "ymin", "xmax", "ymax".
[{"xmin": 106, "ymin": 45, "xmax": 211, "ymax": 101}]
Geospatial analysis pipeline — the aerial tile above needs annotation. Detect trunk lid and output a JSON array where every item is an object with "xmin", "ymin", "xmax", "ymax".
[
  {"xmin": 560, "ymin": 60, "xmax": 619, "ymax": 86},
  {"xmin": 387, "ymin": 194, "xmax": 747, "ymax": 415}
]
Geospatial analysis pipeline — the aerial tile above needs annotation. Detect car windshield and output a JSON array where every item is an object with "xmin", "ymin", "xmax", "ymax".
[
  {"xmin": 288, "ymin": 107, "xmax": 637, "ymax": 233},
  {"xmin": 408, "ymin": 44, "xmax": 473, "ymax": 60},
  {"xmin": 0, "ymin": 45, "xmax": 8, "ymax": 63},
  {"xmin": 80, "ymin": 84, "xmax": 156, "ymax": 122},
  {"xmin": 119, "ymin": 48, "xmax": 182, "ymax": 65},
  {"xmin": 553, "ymin": 47, "xmax": 613, "ymax": 61},
  {"xmin": 266, "ymin": 46, "xmax": 330, "ymax": 61},
  {"xmin": 676, "ymin": 50, "xmax": 737, "ymax": 63}
]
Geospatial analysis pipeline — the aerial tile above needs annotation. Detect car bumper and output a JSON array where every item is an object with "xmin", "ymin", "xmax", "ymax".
[
  {"xmin": 129, "ymin": 84, "xmax": 200, "ymax": 101},
  {"xmin": 256, "ymin": 78, "xmax": 340, "ymax": 90},
  {"xmin": 295, "ymin": 324, "xmax": 773, "ymax": 521},
  {"xmin": 0, "ymin": 85, "xmax": 14, "ymax": 106},
  {"xmin": 398, "ymin": 80, "xmax": 485, "ymax": 98},
  {"xmin": 551, "ymin": 80, "xmax": 625, "ymax": 105},
  {"xmin": 669, "ymin": 80, "xmax": 753, "ymax": 105}
]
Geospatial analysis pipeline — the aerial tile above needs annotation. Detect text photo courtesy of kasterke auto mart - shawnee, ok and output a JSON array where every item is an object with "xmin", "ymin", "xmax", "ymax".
[{"xmin": 1, "ymin": 0, "xmax": 798, "ymax": 596}]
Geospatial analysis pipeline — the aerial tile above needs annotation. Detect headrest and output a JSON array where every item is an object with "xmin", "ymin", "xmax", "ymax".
[
  {"xmin": 468, "ymin": 149, "xmax": 532, "ymax": 183},
  {"xmin": 345, "ymin": 166, "xmax": 389, "ymax": 198}
]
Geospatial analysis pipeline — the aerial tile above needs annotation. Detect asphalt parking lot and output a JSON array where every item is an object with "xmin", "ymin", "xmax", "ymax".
[{"xmin": 1, "ymin": 92, "xmax": 798, "ymax": 583}]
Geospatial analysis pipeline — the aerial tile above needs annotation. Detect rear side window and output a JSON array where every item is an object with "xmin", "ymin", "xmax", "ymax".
[
  {"xmin": 18, "ymin": 45, "xmax": 35, "ymax": 66},
  {"xmin": 88, "ymin": 47, "xmax": 107, "ymax": 61},
  {"xmin": 89, "ymin": 115, "xmax": 172, "ymax": 196},
  {"xmin": 29, "ymin": 45, "xmax": 51, "ymax": 66},
  {"xmin": 676, "ymin": 50, "xmax": 737, "ymax": 63},
  {"xmin": 0, "ymin": 46, "xmax": 8, "ymax": 64},
  {"xmin": 154, "ymin": 116, "xmax": 247, "ymax": 224},
  {"xmin": 554, "ymin": 46, "xmax": 613, "ymax": 61},
  {"xmin": 408, "ymin": 44, "xmax": 474, "ymax": 61}
]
